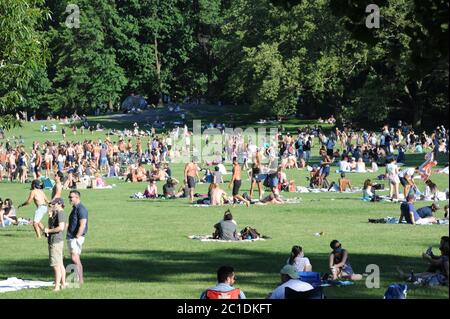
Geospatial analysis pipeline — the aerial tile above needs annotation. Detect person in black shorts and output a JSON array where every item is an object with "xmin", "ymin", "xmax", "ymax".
[
  {"xmin": 228, "ymin": 157, "xmax": 250, "ymax": 207},
  {"xmin": 184, "ymin": 158, "xmax": 200, "ymax": 203}
]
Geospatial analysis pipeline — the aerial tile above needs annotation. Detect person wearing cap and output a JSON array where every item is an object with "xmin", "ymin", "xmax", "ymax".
[
  {"xmin": 17, "ymin": 179, "xmax": 49, "ymax": 238},
  {"xmin": 267, "ymin": 265, "xmax": 314, "ymax": 299},
  {"xmin": 44, "ymin": 198, "xmax": 66, "ymax": 291}
]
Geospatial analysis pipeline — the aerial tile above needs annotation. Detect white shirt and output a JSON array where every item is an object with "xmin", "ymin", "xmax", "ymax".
[
  {"xmin": 356, "ymin": 162, "xmax": 366, "ymax": 173},
  {"xmin": 339, "ymin": 160, "xmax": 351, "ymax": 172},
  {"xmin": 287, "ymin": 257, "xmax": 312, "ymax": 272},
  {"xmin": 268, "ymin": 279, "xmax": 314, "ymax": 299},
  {"xmin": 398, "ymin": 168, "xmax": 415, "ymax": 178}
]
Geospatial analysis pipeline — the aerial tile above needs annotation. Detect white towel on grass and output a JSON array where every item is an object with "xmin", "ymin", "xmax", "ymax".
[
  {"xmin": 188, "ymin": 235, "xmax": 265, "ymax": 242},
  {"xmin": 0, "ymin": 277, "xmax": 54, "ymax": 293}
]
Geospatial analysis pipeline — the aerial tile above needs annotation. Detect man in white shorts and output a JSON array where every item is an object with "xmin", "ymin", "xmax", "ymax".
[
  {"xmin": 66, "ymin": 190, "xmax": 88, "ymax": 285},
  {"xmin": 17, "ymin": 180, "xmax": 49, "ymax": 238}
]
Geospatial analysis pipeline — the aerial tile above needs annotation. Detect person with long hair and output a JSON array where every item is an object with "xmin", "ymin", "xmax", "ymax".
[{"xmin": 287, "ymin": 245, "xmax": 312, "ymax": 272}]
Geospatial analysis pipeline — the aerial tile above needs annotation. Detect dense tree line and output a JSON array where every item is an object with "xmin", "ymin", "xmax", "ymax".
[{"xmin": 1, "ymin": 0, "xmax": 448, "ymax": 129}]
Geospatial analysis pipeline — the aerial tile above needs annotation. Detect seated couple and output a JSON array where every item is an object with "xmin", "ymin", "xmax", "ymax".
[
  {"xmin": 161, "ymin": 178, "xmax": 190, "ymax": 199},
  {"xmin": 399, "ymin": 195, "xmax": 439, "ymax": 225},
  {"xmin": 199, "ymin": 183, "xmax": 250, "ymax": 206},
  {"xmin": 328, "ymin": 173, "xmax": 353, "ymax": 192},
  {"xmin": 125, "ymin": 163, "xmax": 147, "ymax": 182}
]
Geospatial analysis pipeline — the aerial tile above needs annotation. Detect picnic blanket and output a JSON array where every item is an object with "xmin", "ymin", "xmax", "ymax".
[
  {"xmin": 188, "ymin": 235, "xmax": 266, "ymax": 242},
  {"xmin": 368, "ymin": 217, "xmax": 449, "ymax": 225},
  {"xmin": 296, "ymin": 186, "xmax": 383, "ymax": 194},
  {"xmin": 0, "ymin": 277, "xmax": 53, "ymax": 293}
]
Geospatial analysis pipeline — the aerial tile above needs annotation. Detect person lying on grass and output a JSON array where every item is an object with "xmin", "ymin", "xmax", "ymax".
[
  {"xmin": 259, "ymin": 187, "xmax": 284, "ymax": 205},
  {"xmin": 328, "ymin": 240, "xmax": 363, "ymax": 281}
]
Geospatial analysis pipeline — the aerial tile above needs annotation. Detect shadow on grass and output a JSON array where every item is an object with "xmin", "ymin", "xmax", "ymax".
[{"xmin": 1, "ymin": 248, "xmax": 447, "ymax": 298}]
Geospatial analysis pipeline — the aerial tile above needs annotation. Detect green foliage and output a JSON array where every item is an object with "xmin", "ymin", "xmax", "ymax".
[
  {"xmin": 0, "ymin": 0, "xmax": 447, "ymax": 127},
  {"xmin": 0, "ymin": 0, "xmax": 49, "ymax": 112}
]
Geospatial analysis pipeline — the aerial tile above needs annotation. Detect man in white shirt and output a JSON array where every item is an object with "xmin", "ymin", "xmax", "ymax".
[
  {"xmin": 267, "ymin": 265, "xmax": 314, "ymax": 299},
  {"xmin": 339, "ymin": 157, "xmax": 351, "ymax": 172},
  {"xmin": 398, "ymin": 167, "xmax": 417, "ymax": 198}
]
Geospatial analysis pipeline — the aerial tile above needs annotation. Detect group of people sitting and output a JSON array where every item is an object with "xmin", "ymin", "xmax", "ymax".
[
  {"xmin": 199, "ymin": 239, "xmax": 363, "ymax": 299},
  {"xmin": 199, "ymin": 235, "xmax": 449, "ymax": 299}
]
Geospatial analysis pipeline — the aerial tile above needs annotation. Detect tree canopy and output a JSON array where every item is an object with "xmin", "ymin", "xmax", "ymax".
[{"xmin": 0, "ymin": 0, "xmax": 448, "ymax": 129}]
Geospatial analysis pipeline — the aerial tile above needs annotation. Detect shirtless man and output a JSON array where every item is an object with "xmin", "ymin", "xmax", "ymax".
[
  {"xmin": 338, "ymin": 173, "xmax": 352, "ymax": 192},
  {"xmin": 52, "ymin": 171, "xmax": 64, "ymax": 200},
  {"xmin": 228, "ymin": 157, "xmax": 250, "ymax": 207},
  {"xmin": 18, "ymin": 179, "xmax": 49, "ymax": 238},
  {"xmin": 184, "ymin": 158, "xmax": 200, "ymax": 203}
]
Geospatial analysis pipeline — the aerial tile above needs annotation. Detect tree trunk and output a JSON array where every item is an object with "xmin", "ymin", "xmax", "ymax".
[
  {"xmin": 404, "ymin": 81, "xmax": 423, "ymax": 129},
  {"xmin": 154, "ymin": 36, "xmax": 163, "ymax": 107}
]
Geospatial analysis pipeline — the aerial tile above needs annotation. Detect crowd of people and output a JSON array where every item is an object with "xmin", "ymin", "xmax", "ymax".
[{"xmin": 1, "ymin": 115, "xmax": 448, "ymax": 296}]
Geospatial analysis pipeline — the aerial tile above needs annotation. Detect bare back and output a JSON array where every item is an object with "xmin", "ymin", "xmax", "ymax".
[{"xmin": 31, "ymin": 189, "xmax": 48, "ymax": 207}]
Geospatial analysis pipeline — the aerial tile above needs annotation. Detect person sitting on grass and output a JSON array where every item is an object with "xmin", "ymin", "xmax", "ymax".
[
  {"xmin": 93, "ymin": 173, "xmax": 107, "ymax": 188},
  {"xmin": 328, "ymin": 173, "xmax": 353, "ymax": 192},
  {"xmin": 162, "ymin": 178, "xmax": 178, "ymax": 198},
  {"xmin": 397, "ymin": 236, "xmax": 449, "ymax": 285},
  {"xmin": 209, "ymin": 183, "xmax": 230, "ymax": 206},
  {"xmin": 362, "ymin": 179, "xmax": 380, "ymax": 202},
  {"xmin": 267, "ymin": 265, "xmax": 314, "ymax": 299},
  {"xmin": 328, "ymin": 240, "xmax": 363, "ymax": 281},
  {"xmin": 287, "ymin": 245, "xmax": 313, "ymax": 272},
  {"xmin": 1, "ymin": 198, "xmax": 18, "ymax": 227},
  {"xmin": 200, "ymin": 266, "xmax": 246, "ymax": 299},
  {"xmin": 144, "ymin": 179, "xmax": 158, "ymax": 199},
  {"xmin": 213, "ymin": 210, "xmax": 240, "ymax": 241},
  {"xmin": 399, "ymin": 195, "xmax": 437, "ymax": 225}
]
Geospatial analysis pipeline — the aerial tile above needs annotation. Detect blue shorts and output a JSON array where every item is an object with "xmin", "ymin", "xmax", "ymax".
[{"xmin": 100, "ymin": 157, "xmax": 108, "ymax": 166}]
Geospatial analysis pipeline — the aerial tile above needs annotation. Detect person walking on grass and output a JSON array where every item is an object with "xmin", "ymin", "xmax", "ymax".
[
  {"xmin": 184, "ymin": 157, "xmax": 200, "ymax": 203},
  {"xmin": 17, "ymin": 180, "xmax": 49, "ymax": 238},
  {"xmin": 66, "ymin": 190, "xmax": 88, "ymax": 285},
  {"xmin": 44, "ymin": 198, "xmax": 66, "ymax": 291},
  {"xmin": 228, "ymin": 157, "xmax": 250, "ymax": 207}
]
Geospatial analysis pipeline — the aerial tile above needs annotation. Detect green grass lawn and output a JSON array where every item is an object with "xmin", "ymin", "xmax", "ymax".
[{"xmin": 0, "ymin": 118, "xmax": 448, "ymax": 299}]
